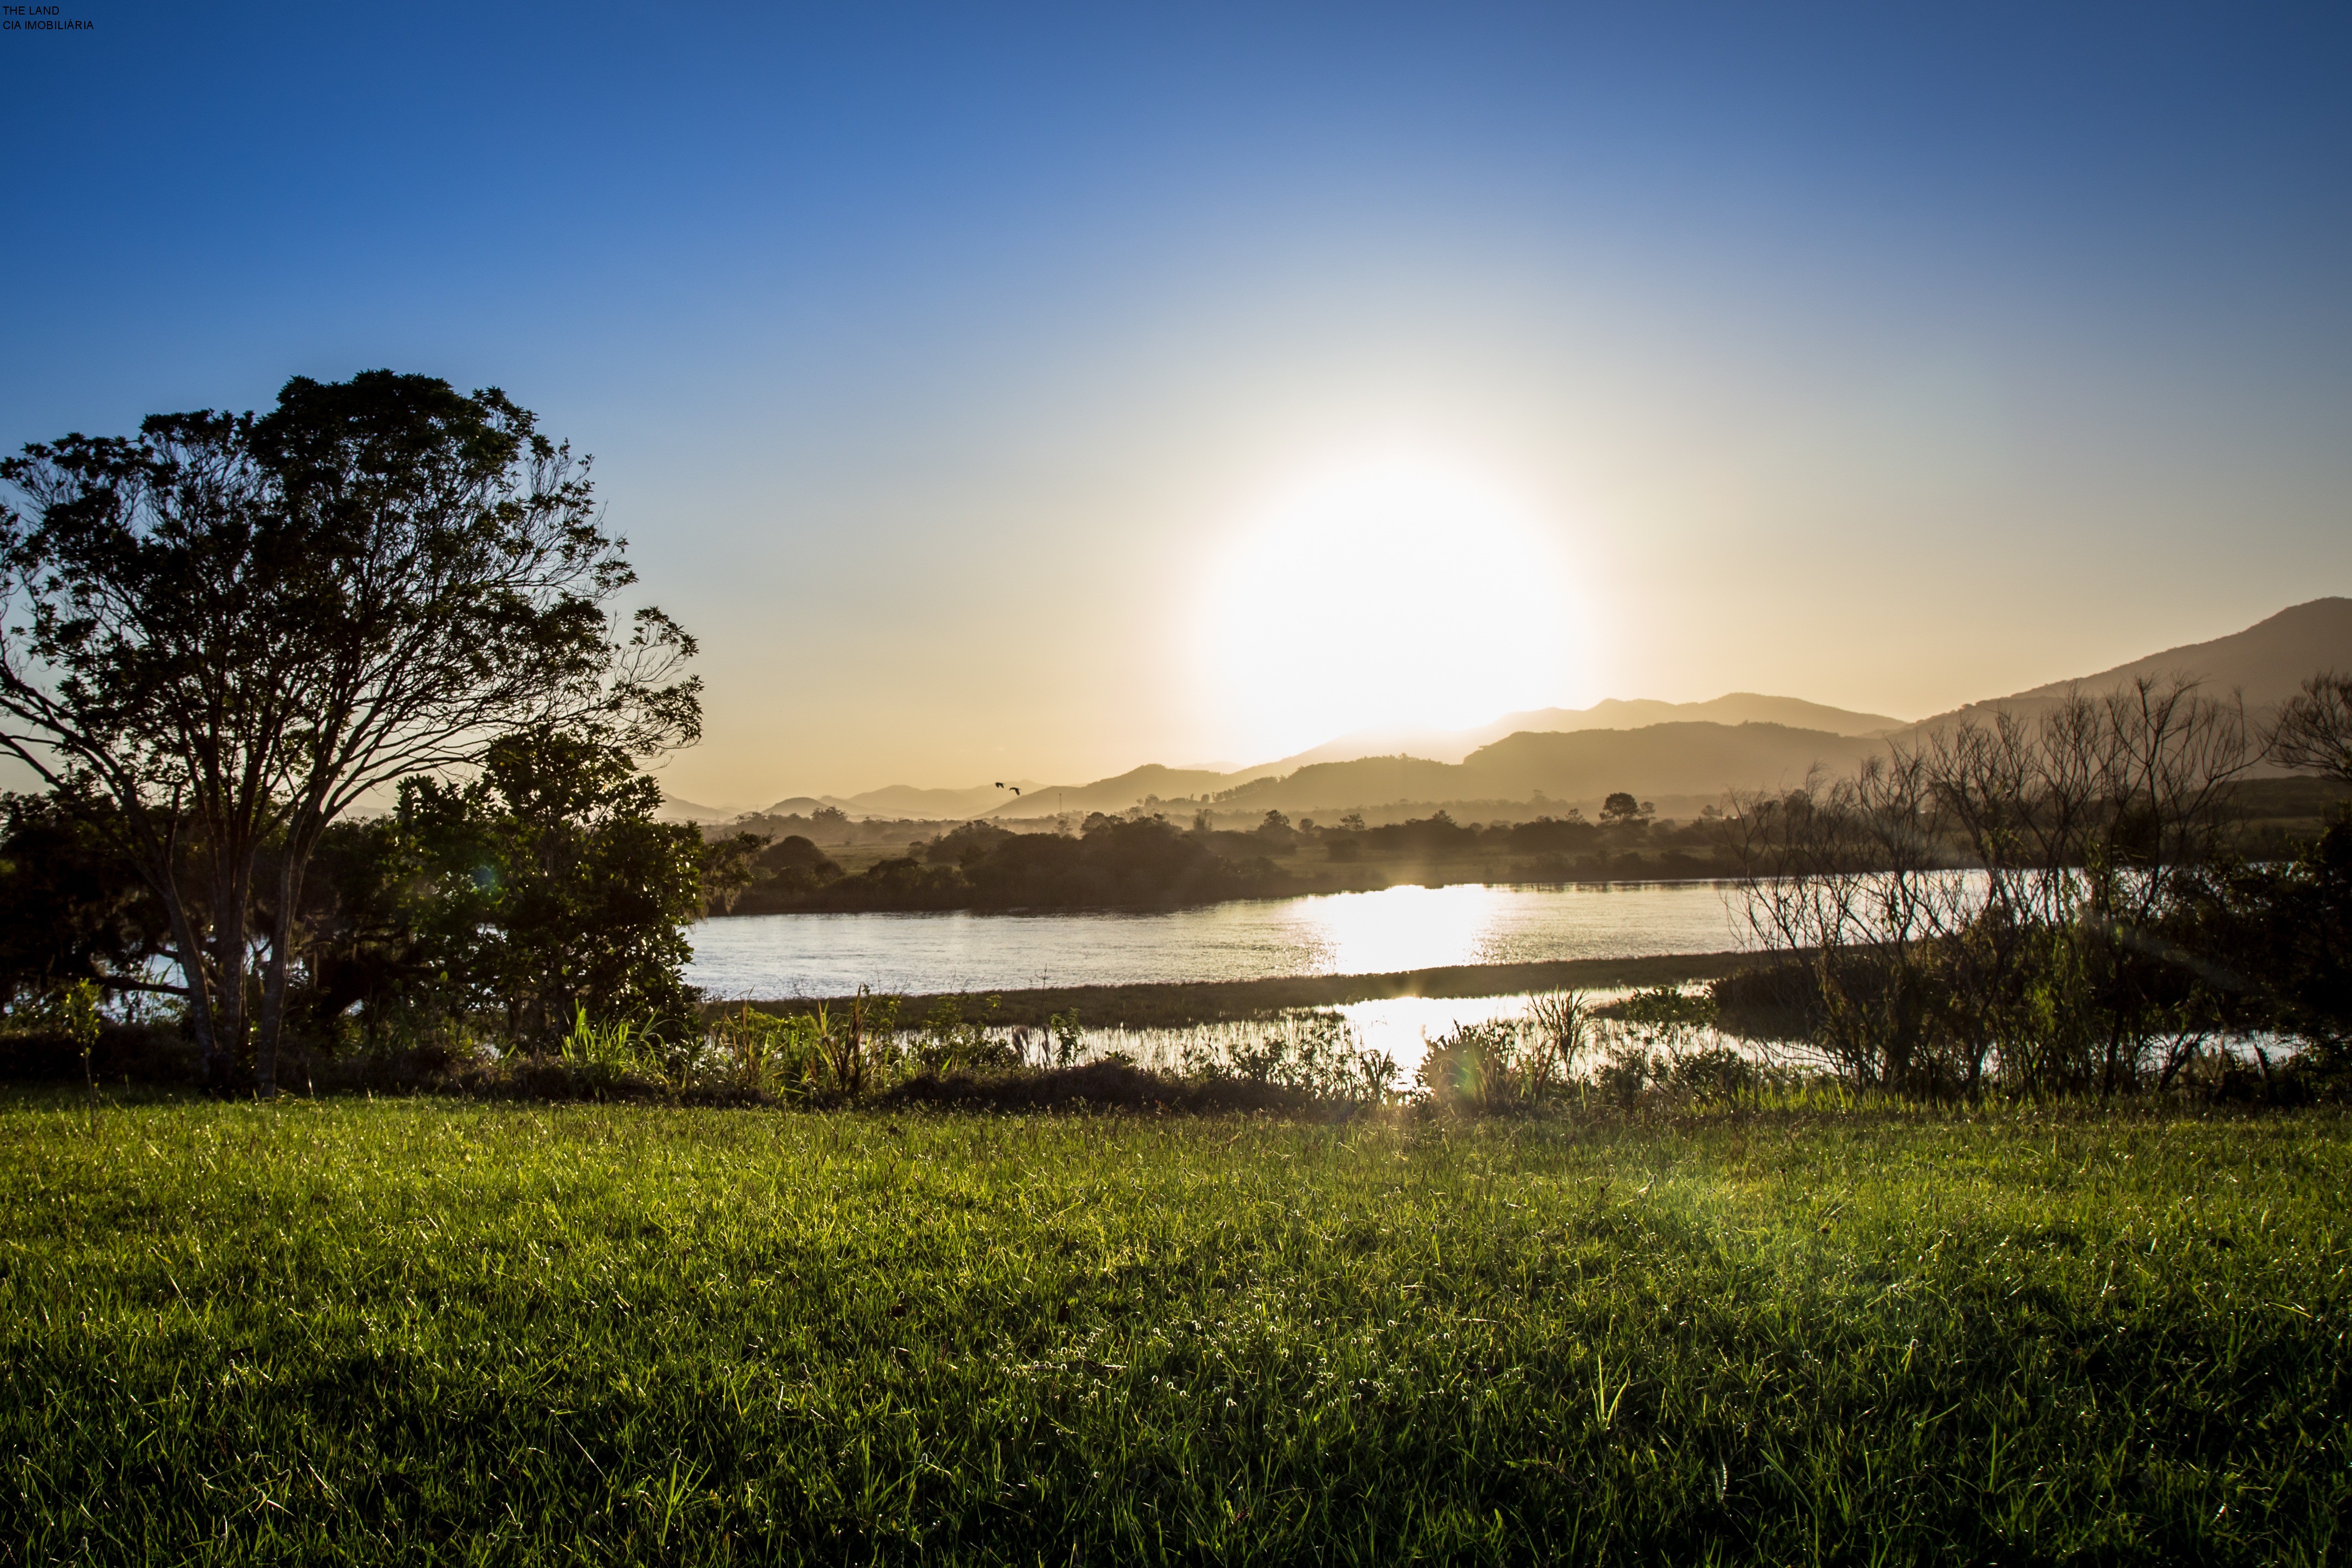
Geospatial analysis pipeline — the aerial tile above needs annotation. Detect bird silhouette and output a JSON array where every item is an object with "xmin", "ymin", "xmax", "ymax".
[{"xmin": 996, "ymin": 783, "xmax": 1023, "ymax": 797}]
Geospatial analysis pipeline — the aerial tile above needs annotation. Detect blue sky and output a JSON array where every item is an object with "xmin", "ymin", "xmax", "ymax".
[{"xmin": 4, "ymin": 2, "xmax": 2348, "ymax": 802}]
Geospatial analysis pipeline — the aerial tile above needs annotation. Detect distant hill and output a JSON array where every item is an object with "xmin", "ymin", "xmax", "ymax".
[
  {"xmin": 1461, "ymin": 723, "xmax": 1884, "ymax": 800},
  {"xmin": 978, "ymin": 765, "xmax": 1252, "ymax": 820},
  {"xmin": 754, "ymin": 796, "xmax": 841, "ymax": 818},
  {"xmin": 821, "ymin": 783, "xmax": 1038, "ymax": 819},
  {"xmin": 1210, "ymin": 756, "xmax": 1464, "ymax": 815},
  {"xmin": 654, "ymin": 796, "xmax": 743, "ymax": 825},
  {"xmin": 1211, "ymin": 723, "xmax": 1880, "ymax": 815},
  {"xmin": 1916, "ymin": 597, "xmax": 2352, "ymax": 731},
  {"xmin": 1267, "ymin": 694, "xmax": 1905, "ymax": 769}
]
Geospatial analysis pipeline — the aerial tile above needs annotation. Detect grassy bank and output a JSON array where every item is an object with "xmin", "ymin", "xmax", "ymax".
[
  {"xmin": 738, "ymin": 950, "xmax": 1761, "ymax": 1029},
  {"xmin": 4, "ymin": 1096, "xmax": 2347, "ymax": 1563}
]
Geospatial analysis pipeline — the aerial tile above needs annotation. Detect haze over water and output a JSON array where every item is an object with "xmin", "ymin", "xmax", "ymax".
[{"xmin": 687, "ymin": 880, "xmax": 1753, "ymax": 999}]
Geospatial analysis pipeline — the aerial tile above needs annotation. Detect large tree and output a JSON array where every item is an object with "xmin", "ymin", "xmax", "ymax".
[{"xmin": 0, "ymin": 372, "xmax": 698, "ymax": 1091}]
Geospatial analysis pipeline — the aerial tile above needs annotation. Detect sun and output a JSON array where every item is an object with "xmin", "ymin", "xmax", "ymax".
[{"xmin": 1194, "ymin": 453, "xmax": 1585, "ymax": 761}]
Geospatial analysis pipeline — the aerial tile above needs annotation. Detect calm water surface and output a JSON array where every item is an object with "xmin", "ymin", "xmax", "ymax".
[{"xmin": 687, "ymin": 880, "xmax": 1755, "ymax": 999}]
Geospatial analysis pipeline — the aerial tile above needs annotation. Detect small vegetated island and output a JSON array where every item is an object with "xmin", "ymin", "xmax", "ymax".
[{"xmin": 1, "ymin": 375, "xmax": 2349, "ymax": 1562}]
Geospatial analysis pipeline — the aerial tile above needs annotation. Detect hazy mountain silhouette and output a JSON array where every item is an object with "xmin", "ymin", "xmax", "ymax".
[
  {"xmin": 1204, "ymin": 723, "xmax": 1882, "ymax": 816},
  {"xmin": 757, "ymin": 796, "xmax": 844, "ymax": 817},
  {"xmin": 749, "ymin": 600, "xmax": 2350, "ymax": 823},
  {"xmin": 1266, "ymin": 694, "xmax": 1905, "ymax": 769},
  {"xmin": 797, "ymin": 782, "xmax": 1044, "ymax": 819},
  {"xmin": 982, "ymin": 723, "xmax": 1884, "ymax": 822},
  {"xmin": 1912, "ymin": 597, "xmax": 2352, "ymax": 732},
  {"xmin": 972, "ymin": 766, "xmax": 1251, "ymax": 820},
  {"xmin": 653, "ymin": 795, "xmax": 742, "ymax": 825}
]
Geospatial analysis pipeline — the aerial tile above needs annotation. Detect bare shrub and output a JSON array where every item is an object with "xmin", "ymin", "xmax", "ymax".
[
  {"xmin": 1728, "ymin": 677, "xmax": 2255, "ymax": 1098},
  {"xmin": 2268, "ymin": 670, "xmax": 2352, "ymax": 784}
]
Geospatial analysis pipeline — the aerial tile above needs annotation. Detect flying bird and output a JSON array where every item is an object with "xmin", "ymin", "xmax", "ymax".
[{"xmin": 996, "ymin": 782, "xmax": 1023, "ymax": 797}]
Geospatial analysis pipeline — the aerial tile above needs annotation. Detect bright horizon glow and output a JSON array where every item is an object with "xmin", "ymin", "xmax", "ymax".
[{"xmin": 1194, "ymin": 454, "xmax": 1585, "ymax": 762}]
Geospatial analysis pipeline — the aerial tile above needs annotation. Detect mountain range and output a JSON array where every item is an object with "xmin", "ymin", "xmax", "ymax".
[{"xmin": 663, "ymin": 597, "xmax": 2351, "ymax": 826}]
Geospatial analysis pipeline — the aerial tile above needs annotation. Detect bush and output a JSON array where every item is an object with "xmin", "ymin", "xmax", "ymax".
[
  {"xmin": 913, "ymin": 997, "xmax": 1017, "ymax": 1075},
  {"xmin": 1182, "ymin": 1014, "xmax": 1396, "ymax": 1105},
  {"xmin": 876, "ymin": 1059, "xmax": 1329, "ymax": 1114}
]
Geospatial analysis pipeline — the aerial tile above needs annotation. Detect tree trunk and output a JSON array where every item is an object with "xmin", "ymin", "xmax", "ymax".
[
  {"xmin": 158, "ymin": 889, "xmax": 221, "ymax": 1082},
  {"xmin": 211, "ymin": 858, "xmax": 253, "ymax": 1093},
  {"xmin": 112, "ymin": 797, "xmax": 226, "ymax": 1085},
  {"xmin": 255, "ymin": 833, "xmax": 317, "ymax": 1098}
]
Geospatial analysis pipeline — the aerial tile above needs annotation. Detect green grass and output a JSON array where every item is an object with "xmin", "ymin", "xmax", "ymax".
[{"xmin": 3, "ymin": 1096, "xmax": 2347, "ymax": 1564}]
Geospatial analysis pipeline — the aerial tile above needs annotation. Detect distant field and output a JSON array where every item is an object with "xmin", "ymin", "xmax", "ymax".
[{"xmin": 4, "ymin": 1097, "xmax": 2346, "ymax": 1564}]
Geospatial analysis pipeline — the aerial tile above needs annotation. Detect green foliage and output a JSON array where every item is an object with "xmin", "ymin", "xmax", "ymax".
[
  {"xmin": 288, "ymin": 813, "xmax": 438, "ymax": 1042},
  {"xmin": 1418, "ymin": 993, "xmax": 1597, "ymax": 1111},
  {"xmin": 730, "ymin": 813, "xmax": 1269, "ymax": 914},
  {"xmin": 528, "ymin": 994, "xmax": 917, "ymax": 1104},
  {"xmin": 1046, "ymin": 1008, "xmax": 1083, "ymax": 1067},
  {"xmin": 1520, "ymin": 988, "xmax": 1591, "ymax": 1099},
  {"xmin": 1615, "ymin": 982, "xmax": 1719, "ymax": 1040},
  {"xmin": 1180, "ymin": 1013, "xmax": 1396, "ymax": 1103},
  {"xmin": 2, "ymin": 979, "xmax": 106, "ymax": 1065},
  {"xmin": 914, "ymin": 995, "xmax": 1017, "ymax": 1075},
  {"xmin": 4, "ymin": 1099, "xmax": 2345, "ymax": 1562},
  {"xmin": 557, "ymin": 1006, "xmax": 666, "ymax": 1082},
  {"xmin": 812, "ymin": 988, "xmax": 901, "ymax": 1096},
  {"xmin": 702, "ymin": 1006, "xmax": 823, "ymax": 1098},
  {"xmin": 2181, "ymin": 811, "xmax": 2352, "ymax": 1075},
  {"xmin": 1414, "ymin": 1018, "xmax": 1524, "ymax": 1109},
  {"xmin": 695, "ymin": 831, "xmax": 768, "ymax": 914},
  {"xmin": 1359, "ymin": 810, "xmax": 1476, "ymax": 858},
  {"xmin": 0, "ymin": 788, "xmax": 168, "ymax": 1011},
  {"xmin": 400, "ymin": 730, "xmax": 705, "ymax": 1048}
]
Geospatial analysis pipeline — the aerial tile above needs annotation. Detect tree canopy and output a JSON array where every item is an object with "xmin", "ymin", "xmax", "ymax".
[{"xmin": 0, "ymin": 372, "xmax": 699, "ymax": 1089}]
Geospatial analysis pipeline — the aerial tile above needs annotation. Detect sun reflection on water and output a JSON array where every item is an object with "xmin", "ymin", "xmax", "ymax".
[{"xmin": 688, "ymin": 879, "xmax": 1751, "ymax": 999}]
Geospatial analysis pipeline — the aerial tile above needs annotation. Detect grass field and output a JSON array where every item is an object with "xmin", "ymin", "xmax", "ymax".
[{"xmin": 3, "ymin": 1095, "xmax": 2347, "ymax": 1564}]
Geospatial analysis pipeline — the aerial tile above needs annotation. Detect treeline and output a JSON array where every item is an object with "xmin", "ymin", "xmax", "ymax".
[
  {"xmin": 716, "ymin": 813, "xmax": 1287, "ymax": 914},
  {"xmin": 727, "ymin": 804, "xmax": 947, "ymax": 848},
  {"xmin": 711, "ymin": 794, "xmax": 1743, "ymax": 915},
  {"xmin": 1327, "ymin": 799, "xmax": 1741, "ymax": 880},
  {"xmin": 0, "ymin": 732, "xmax": 732, "ymax": 1070}
]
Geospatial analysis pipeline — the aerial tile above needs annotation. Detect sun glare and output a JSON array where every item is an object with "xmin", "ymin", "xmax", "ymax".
[{"xmin": 1197, "ymin": 454, "xmax": 1583, "ymax": 760}]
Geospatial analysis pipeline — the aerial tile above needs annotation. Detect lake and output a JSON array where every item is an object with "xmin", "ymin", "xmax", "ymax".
[{"xmin": 687, "ymin": 879, "xmax": 1757, "ymax": 999}]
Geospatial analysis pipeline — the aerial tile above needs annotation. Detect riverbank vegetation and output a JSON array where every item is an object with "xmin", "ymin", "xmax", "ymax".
[
  {"xmin": 5, "ymin": 1095, "xmax": 2345, "ymax": 1563},
  {"xmin": 1725, "ymin": 676, "xmax": 2352, "ymax": 1101}
]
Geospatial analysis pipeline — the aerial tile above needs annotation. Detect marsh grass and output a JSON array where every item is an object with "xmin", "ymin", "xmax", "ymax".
[
  {"xmin": 2, "ymin": 1095, "xmax": 2347, "ymax": 1563},
  {"xmin": 741, "ymin": 950, "xmax": 1759, "ymax": 1033}
]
